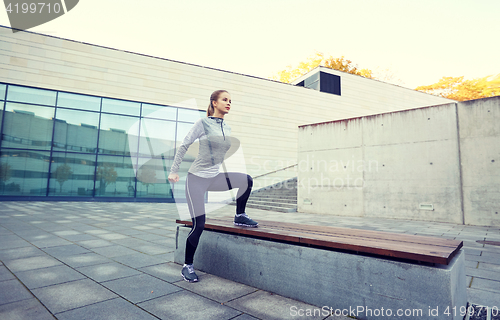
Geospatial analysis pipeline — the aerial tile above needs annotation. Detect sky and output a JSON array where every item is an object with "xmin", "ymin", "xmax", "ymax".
[{"xmin": 0, "ymin": 0, "xmax": 499, "ymax": 89}]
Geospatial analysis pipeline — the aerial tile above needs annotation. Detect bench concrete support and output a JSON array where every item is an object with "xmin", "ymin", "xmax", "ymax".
[{"xmin": 175, "ymin": 226, "xmax": 467, "ymax": 320}]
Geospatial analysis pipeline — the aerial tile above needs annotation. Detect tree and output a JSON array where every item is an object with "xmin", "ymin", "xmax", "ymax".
[
  {"xmin": 137, "ymin": 166, "xmax": 156, "ymax": 195},
  {"xmin": 54, "ymin": 163, "xmax": 73, "ymax": 193},
  {"xmin": 96, "ymin": 163, "xmax": 117, "ymax": 195},
  {"xmin": 270, "ymin": 52, "xmax": 374, "ymax": 83},
  {"xmin": 415, "ymin": 74, "xmax": 500, "ymax": 101},
  {"xmin": 0, "ymin": 162, "xmax": 12, "ymax": 183}
]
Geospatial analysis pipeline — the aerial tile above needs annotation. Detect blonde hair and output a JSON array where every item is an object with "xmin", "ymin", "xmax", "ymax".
[{"xmin": 207, "ymin": 90, "xmax": 228, "ymax": 117}]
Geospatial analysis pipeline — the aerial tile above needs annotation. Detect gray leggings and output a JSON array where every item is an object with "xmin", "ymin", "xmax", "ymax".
[{"xmin": 184, "ymin": 172, "xmax": 253, "ymax": 264}]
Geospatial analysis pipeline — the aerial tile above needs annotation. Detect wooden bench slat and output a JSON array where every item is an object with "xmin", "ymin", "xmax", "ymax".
[
  {"xmin": 228, "ymin": 219, "xmax": 461, "ymax": 248},
  {"xmin": 176, "ymin": 218, "xmax": 462, "ymax": 265}
]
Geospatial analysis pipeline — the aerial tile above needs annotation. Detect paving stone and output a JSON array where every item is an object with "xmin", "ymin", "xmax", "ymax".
[
  {"xmin": 31, "ymin": 279, "xmax": 117, "ymax": 314},
  {"xmin": 109, "ymin": 238, "xmax": 150, "ymax": 248},
  {"xmin": 225, "ymin": 290, "xmax": 328, "ymax": 320},
  {"xmin": 467, "ymin": 288, "xmax": 500, "ymax": 307},
  {"xmin": 55, "ymin": 298, "xmax": 157, "ymax": 320},
  {"xmin": 175, "ymin": 273, "xmax": 258, "ymax": 303},
  {"xmin": 482, "ymin": 251, "xmax": 500, "ymax": 260},
  {"xmin": 77, "ymin": 239, "xmax": 115, "ymax": 249},
  {"xmin": 464, "ymin": 247, "xmax": 483, "ymax": 256},
  {"xmin": 133, "ymin": 233, "xmax": 167, "ymax": 241},
  {"xmin": 138, "ymin": 290, "xmax": 240, "ymax": 320},
  {"xmin": 111, "ymin": 253, "xmax": 167, "ymax": 268},
  {"xmin": 15, "ymin": 265, "xmax": 87, "ymax": 289},
  {"xmin": 76, "ymin": 262, "xmax": 141, "ymax": 282},
  {"xmin": 466, "ymin": 260, "xmax": 479, "ymax": 268},
  {"xmin": 56, "ymin": 253, "xmax": 113, "ymax": 268},
  {"xmin": 42, "ymin": 244, "xmax": 92, "ymax": 258},
  {"xmin": 81, "ymin": 229, "xmax": 110, "ymax": 235},
  {"xmin": 0, "ymin": 246, "xmax": 45, "ymax": 261},
  {"xmin": 101, "ymin": 273, "xmax": 182, "ymax": 303},
  {"xmin": 478, "ymin": 262, "xmax": 500, "ymax": 273},
  {"xmin": 134, "ymin": 244, "xmax": 171, "ymax": 255},
  {"xmin": 467, "ymin": 254, "xmax": 500, "ymax": 265},
  {"xmin": 61, "ymin": 234, "xmax": 99, "ymax": 242},
  {"xmin": 91, "ymin": 245, "xmax": 138, "ymax": 258},
  {"xmin": 95, "ymin": 233, "xmax": 129, "ymax": 241},
  {"xmin": 0, "ymin": 279, "xmax": 33, "ymax": 306},
  {"xmin": 470, "ymin": 277, "xmax": 500, "ymax": 294},
  {"xmin": 151, "ymin": 238, "xmax": 177, "ymax": 248},
  {"xmin": 30, "ymin": 237, "xmax": 73, "ymax": 249},
  {"xmin": 4, "ymin": 255, "xmax": 62, "ymax": 272},
  {"xmin": 13, "ymin": 230, "xmax": 54, "ymax": 240},
  {"xmin": 466, "ymin": 267, "xmax": 500, "ymax": 281},
  {"xmin": 0, "ymin": 265, "xmax": 15, "ymax": 281},
  {"xmin": 0, "ymin": 235, "xmax": 31, "ymax": 250},
  {"xmin": 0, "ymin": 298, "xmax": 55, "ymax": 320},
  {"xmin": 52, "ymin": 230, "xmax": 82, "ymax": 237},
  {"xmin": 115, "ymin": 229, "xmax": 146, "ymax": 236},
  {"xmin": 132, "ymin": 226, "xmax": 154, "ymax": 230}
]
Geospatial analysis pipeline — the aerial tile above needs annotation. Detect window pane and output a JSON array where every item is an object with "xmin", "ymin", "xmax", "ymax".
[
  {"xmin": 304, "ymin": 72, "xmax": 320, "ymax": 87},
  {"xmin": 101, "ymin": 98, "xmax": 140, "ymax": 116},
  {"xmin": 57, "ymin": 92, "xmax": 101, "ymax": 112},
  {"xmin": 95, "ymin": 155, "xmax": 136, "ymax": 198},
  {"xmin": 7, "ymin": 85, "xmax": 57, "ymax": 106},
  {"xmin": 98, "ymin": 114, "xmax": 139, "ymax": 156},
  {"xmin": 306, "ymin": 81, "xmax": 320, "ymax": 90},
  {"xmin": 142, "ymin": 103, "xmax": 177, "ymax": 120},
  {"xmin": 0, "ymin": 84, "xmax": 6, "ymax": 100},
  {"xmin": 48, "ymin": 152, "xmax": 96, "ymax": 197},
  {"xmin": 138, "ymin": 118, "xmax": 176, "ymax": 158},
  {"xmin": 53, "ymin": 109, "xmax": 99, "ymax": 153},
  {"xmin": 0, "ymin": 149, "xmax": 50, "ymax": 196},
  {"xmin": 2, "ymin": 103, "xmax": 55, "ymax": 151},
  {"xmin": 135, "ymin": 157, "xmax": 173, "ymax": 199},
  {"xmin": 177, "ymin": 108, "xmax": 203, "ymax": 123}
]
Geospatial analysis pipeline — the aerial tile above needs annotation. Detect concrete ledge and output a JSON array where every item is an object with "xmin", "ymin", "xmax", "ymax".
[{"xmin": 175, "ymin": 226, "xmax": 467, "ymax": 320}]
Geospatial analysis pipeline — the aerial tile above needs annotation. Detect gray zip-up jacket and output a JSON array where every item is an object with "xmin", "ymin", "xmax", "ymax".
[{"xmin": 170, "ymin": 116, "xmax": 232, "ymax": 178}]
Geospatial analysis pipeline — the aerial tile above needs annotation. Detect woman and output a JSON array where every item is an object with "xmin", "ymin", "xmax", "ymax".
[{"xmin": 168, "ymin": 90, "xmax": 258, "ymax": 283}]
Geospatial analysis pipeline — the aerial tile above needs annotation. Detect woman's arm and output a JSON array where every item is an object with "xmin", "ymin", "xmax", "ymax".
[{"xmin": 168, "ymin": 119, "xmax": 204, "ymax": 182}]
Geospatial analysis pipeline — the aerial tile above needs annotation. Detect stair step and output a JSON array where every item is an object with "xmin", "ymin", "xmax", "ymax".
[
  {"xmin": 252, "ymin": 194, "xmax": 297, "ymax": 199},
  {"xmin": 248, "ymin": 198, "xmax": 297, "ymax": 205},
  {"xmin": 246, "ymin": 203, "xmax": 297, "ymax": 213},
  {"xmin": 230, "ymin": 177, "xmax": 298, "ymax": 213}
]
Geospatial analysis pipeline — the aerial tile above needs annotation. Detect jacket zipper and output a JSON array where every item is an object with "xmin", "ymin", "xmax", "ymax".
[{"xmin": 220, "ymin": 121, "xmax": 225, "ymax": 140}]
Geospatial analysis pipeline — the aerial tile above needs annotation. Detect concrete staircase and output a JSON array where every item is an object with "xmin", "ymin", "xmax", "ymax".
[{"xmin": 231, "ymin": 177, "xmax": 297, "ymax": 213}]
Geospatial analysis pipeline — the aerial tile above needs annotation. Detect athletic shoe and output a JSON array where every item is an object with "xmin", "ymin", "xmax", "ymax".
[
  {"xmin": 234, "ymin": 213, "xmax": 259, "ymax": 227},
  {"xmin": 181, "ymin": 264, "xmax": 198, "ymax": 282}
]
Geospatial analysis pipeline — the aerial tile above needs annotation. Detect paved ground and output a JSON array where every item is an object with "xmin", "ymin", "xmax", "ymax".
[{"xmin": 0, "ymin": 201, "xmax": 499, "ymax": 320}]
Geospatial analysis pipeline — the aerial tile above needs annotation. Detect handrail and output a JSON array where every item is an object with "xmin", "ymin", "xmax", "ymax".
[{"xmin": 252, "ymin": 164, "xmax": 297, "ymax": 179}]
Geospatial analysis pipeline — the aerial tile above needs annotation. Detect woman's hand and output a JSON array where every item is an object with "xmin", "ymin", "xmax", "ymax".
[{"xmin": 168, "ymin": 173, "xmax": 179, "ymax": 183}]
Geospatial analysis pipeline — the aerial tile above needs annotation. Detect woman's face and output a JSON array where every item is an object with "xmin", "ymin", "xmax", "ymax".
[{"xmin": 213, "ymin": 92, "xmax": 231, "ymax": 116}]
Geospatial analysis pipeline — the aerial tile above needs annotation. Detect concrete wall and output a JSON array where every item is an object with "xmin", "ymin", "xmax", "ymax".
[
  {"xmin": 458, "ymin": 97, "xmax": 500, "ymax": 226},
  {"xmin": 298, "ymin": 96, "xmax": 500, "ymax": 226},
  {"xmin": 0, "ymin": 26, "xmax": 451, "ymax": 190}
]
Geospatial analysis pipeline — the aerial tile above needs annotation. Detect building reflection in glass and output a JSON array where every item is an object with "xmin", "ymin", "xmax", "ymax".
[{"xmin": 0, "ymin": 83, "xmax": 203, "ymax": 201}]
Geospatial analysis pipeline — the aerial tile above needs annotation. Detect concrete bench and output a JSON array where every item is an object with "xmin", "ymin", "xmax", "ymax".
[{"xmin": 175, "ymin": 218, "xmax": 466, "ymax": 320}]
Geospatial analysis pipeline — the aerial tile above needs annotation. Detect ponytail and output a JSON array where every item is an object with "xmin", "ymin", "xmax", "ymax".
[{"xmin": 207, "ymin": 101, "xmax": 215, "ymax": 117}]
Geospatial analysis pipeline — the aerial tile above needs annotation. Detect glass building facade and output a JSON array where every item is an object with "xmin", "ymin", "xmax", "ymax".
[{"xmin": 0, "ymin": 82, "xmax": 204, "ymax": 201}]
